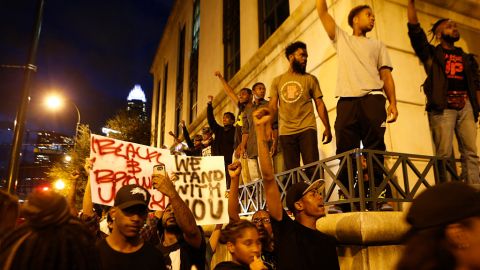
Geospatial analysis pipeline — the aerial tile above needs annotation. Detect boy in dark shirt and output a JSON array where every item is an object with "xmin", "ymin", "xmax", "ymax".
[
  {"xmin": 253, "ymin": 107, "xmax": 340, "ymax": 270},
  {"xmin": 97, "ymin": 185, "xmax": 166, "ymax": 270}
]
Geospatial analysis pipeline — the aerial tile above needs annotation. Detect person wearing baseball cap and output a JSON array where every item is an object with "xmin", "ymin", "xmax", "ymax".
[
  {"xmin": 397, "ymin": 182, "xmax": 480, "ymax": 270},
  {"xmin": 253, "ymin": 107, "xmax": 339, "ymax": 270},
  {"xmin": 97, "ymin": 184, "xmax": 166, "ymax": 270}
]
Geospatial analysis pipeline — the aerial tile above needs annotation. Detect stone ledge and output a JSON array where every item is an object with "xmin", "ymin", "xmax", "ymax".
[{"xmin": 317, "ymin": 212, "xmax": 409, "ymax": 245}]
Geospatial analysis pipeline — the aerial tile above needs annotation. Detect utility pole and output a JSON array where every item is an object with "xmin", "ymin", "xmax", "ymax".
[{"xmin": 6, "ymin": 0, "xmax": 46, "ymax": 193}]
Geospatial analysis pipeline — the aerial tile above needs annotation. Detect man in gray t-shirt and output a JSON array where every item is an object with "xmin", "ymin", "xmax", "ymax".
[
  {"xmin": 317, "ymin": 1, "xmax": 398, "ymax": 212},
  {"xmin": 269, "ymin": 41, "xmax": 332, "ymax": 179}
]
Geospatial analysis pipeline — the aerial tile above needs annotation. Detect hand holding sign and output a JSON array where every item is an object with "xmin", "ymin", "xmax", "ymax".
[
  {"xmin": 84, "ymin": 157, "xmax": 94, "ymax": 174},
  {"xmin": 152, "ymin": 172, "xmax": 177, "ymax": 199}
]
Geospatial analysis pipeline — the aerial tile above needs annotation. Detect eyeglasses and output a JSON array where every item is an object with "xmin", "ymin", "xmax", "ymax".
[{"xmin": 252, "ymin": 218, "xmax": 270, "ymax": 224}]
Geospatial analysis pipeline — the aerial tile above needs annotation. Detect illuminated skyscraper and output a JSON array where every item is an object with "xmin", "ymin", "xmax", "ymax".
[{"xmin": 127, "ymin": 84, "xmax": 147, "ymax": 122}]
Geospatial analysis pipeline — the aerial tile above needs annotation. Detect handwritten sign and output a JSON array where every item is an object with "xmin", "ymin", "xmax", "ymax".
[
  {"xmin": 171, "ymin": 155, "xmax": 228, "ymax": 225},
  {"xmin": 90, "ymin": 135, "xmax": 229, "ymax": 225},
  {"xmin": 89, "ymin": 134, "xmax": 173, "ymax": 210}
]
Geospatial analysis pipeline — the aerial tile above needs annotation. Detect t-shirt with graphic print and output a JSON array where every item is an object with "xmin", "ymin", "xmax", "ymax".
[
  {"xmin": 270, "ymin": 71, "xmax": 323, "ymax": 136},
  {"xmin": 444, "ymin": 48, "xmax": 468, "ymax": 110}
]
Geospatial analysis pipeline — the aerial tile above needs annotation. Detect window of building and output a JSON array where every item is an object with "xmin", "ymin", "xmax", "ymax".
[
  {"xmin": 189, "ymin": 0, "xmax": 200, "ymax": 123},
  {"xmin": 258, "ymin": 0, "xmax": 290, "ymax": 45},
  {"xmin": 160, "ymin": 64, "xmax": 168, "ymax": 147},
  {"xmin": 175, "ymin": 26, "xmax": 186, "ymax": 136},
  {"xmin": 223, "ymin": 0, "xmax": 240, "ymax": 81}
]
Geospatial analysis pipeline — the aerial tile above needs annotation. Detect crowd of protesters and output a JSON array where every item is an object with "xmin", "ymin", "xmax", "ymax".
[{"xmin": 1, "ymin": 1, "xmax": 480, "ymax": 270}]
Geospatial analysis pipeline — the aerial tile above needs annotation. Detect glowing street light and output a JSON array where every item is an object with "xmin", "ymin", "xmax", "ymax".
[
  {"xmin": 64, "ymin": 155, "xmax": 72, "ymax": 162},
  {"xmin": 44, "ymin": 94, "xmax": 64, "ymax": 110},
  {"xmin": 54, "ymin": 179, "xmax": 65, "ymax": 190},
  {"xmin": 44, "ymin": 93, "xmax": 81, "ymax": 148}
]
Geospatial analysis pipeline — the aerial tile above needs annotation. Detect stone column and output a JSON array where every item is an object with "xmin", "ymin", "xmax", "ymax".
[{"xmin": 317, "ymin": 212, "xmax": 409, "ymax": 269}]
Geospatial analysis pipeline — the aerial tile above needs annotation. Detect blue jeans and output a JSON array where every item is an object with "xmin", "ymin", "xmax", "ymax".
[{"xmin": 428, "ymin": 100, "xmax": 479, "ymax": 184}]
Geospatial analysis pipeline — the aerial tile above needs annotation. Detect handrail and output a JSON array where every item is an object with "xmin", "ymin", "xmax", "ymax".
[{"xmin": 237, "ymin": 149, "xmax": 461, "ymax": 216}]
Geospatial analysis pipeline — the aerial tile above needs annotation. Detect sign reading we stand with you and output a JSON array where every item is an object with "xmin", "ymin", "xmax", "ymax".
[{"xmin": 89, "ymin": 134, "xmax": 229, "ymax": 225}]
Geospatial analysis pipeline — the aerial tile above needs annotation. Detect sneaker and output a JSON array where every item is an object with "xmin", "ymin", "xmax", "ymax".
[{"xmin": 328, "ymin": 205, "xmax": 343, "ymax": 214}]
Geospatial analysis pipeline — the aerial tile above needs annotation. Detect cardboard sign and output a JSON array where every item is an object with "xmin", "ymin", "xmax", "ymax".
[
  {"xmin": 89, "ymin": 135, "xmax": 229, "ymax": 225},
  {"xmin": 89, "ymin": 134, "xmax": 172, "ymax": 210},
  {"xmin": 171, "ymin": 155, "xmax": 229, "ymax": 225}
]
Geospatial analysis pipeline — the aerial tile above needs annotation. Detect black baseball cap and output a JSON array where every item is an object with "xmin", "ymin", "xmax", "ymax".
[
  {"xmin": 406, "ymin": 182, "xmax": 480, "ymax": 231},
  {"xmin": 286, "ymin": 180, "xmax": 325, "ymax": 213},
  {"xmin": 114, "ymin": 185, "xmax": 150, "ymax": 210}
]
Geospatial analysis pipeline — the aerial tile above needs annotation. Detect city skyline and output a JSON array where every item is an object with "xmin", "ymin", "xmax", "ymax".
[{"xmin": 0, "ymin": 0, "xmax": 173, "ymax": 136}]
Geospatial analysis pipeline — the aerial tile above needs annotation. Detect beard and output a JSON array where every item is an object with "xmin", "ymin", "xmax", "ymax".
[
  {"xmin": 164, "ymin": 222, "xmax": 182, "ymax": 234},
  {"xmin": 292, "ymin": 59, "xmax": 306, "ymax": 74},
  {"xmin": 441, "ymin": 33, "xmax": 460, "ymax": 43}
]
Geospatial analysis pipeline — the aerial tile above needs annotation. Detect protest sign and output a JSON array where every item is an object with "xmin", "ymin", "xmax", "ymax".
[
  {"xmin": 90, "ymin": 134, "xmax": 229, "ymax": 225},
  {"xmin": 89, "ymin": 134, "xmax": 173, "ymax": 210},
  {"xmin": 171, "ymin": 155, "xmax": 229, "ymax": 225}
]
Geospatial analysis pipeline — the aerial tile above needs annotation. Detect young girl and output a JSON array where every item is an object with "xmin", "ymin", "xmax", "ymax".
[{"xmin": 214, "ymin": 220, "xmax": 267, "ymax": 270}]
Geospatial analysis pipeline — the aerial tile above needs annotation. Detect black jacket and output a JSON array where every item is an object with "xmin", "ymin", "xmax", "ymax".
[
  {"xmin": 407, "ymin": 23, "xmax": 480, "ymax": 121},
  {"xmin": 182, "ymin": 125, "xmax": 203, "ymax": 156},
  {"xmin": 207, "ymin": 102, "xmax": 235, "ymax": 161}
]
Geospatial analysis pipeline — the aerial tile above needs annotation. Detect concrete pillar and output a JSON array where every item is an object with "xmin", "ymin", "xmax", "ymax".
[
  {"xmin": 240, "ymin": 0, "xmax": 259, "ymax": 66},
  {"xmin": 317, "ymin": 212, "xmax": 409, "ymax": 269}
]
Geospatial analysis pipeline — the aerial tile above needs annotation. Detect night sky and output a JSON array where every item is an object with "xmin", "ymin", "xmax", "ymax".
[{"xmin": 0, "ymin": 0, "xmax": 174, "ymax": 136}]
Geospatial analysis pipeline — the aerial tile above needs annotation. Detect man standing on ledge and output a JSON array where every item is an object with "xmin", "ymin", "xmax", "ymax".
[
  {"xmin": 317, "ymin": 0, "xmax": 398, "ymax": 211},
  {"xmin": 407, "ymin": 0, "xmax": 479, "ymax": 183},
  {"xmin": 269, "ymin": 41, "xmax": 332, "ymax": 179}
]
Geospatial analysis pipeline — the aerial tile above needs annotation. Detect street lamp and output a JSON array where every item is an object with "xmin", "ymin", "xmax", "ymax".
[
  {"xmin": 54, "ymin": 179, "xmax": 65, "ymax": 190},
  {"xmin": 44, "ymin": 93, "xmax": 81, "ymax": 146}
]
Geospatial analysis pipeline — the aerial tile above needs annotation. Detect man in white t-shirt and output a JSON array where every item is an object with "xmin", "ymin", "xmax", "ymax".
[{"xmin": 316, "ymin": 0, "xmax": 398, "ymax": 212}]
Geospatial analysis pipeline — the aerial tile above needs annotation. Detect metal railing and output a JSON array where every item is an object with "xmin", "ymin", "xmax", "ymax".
[{"xmin": 238, "ymin": 148, "xmax": 461, "ymax": 216}]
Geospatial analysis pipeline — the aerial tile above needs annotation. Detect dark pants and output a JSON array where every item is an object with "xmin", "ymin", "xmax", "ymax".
[
  {"xmin": 335, "ymin": 95, "xmax": 389, "ymax": 203},
  {"xmin": 279, "ymin": 129, "xmax": 319, "ymax": 179}
]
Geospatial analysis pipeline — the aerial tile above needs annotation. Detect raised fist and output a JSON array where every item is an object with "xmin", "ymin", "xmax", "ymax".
[
  {"xmin": 252, "ymin": 107, "xmax": 272, "ymax": 126},
  {"xmin": 227, "ymin": 161, "xmax": 242, "ymax": 178}
]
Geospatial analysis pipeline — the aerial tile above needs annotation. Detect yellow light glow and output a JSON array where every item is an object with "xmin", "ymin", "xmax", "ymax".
[
  {"xmin": 64, "ymin": 155, "xmax": 72, "ymax": 162},
  {"xmin": 54, "ymin": 179, "xmax": 66, "ymax": 190},
  {"xmin": 45, "ymin": 94, "xmax": 64, "ymax": 110}
]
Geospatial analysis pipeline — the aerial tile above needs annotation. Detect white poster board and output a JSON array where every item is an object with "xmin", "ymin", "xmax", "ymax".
[
  {"xmin": 89, "ymin": 134, "xmax": 173, "ymax": 210},
  {"xmin": 89, "ymin": 135, "xmax": 229, "ymax": 225},
  {"xmin": 170, "ymin": 155, "xmax": 229, "ymax": 225}
]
